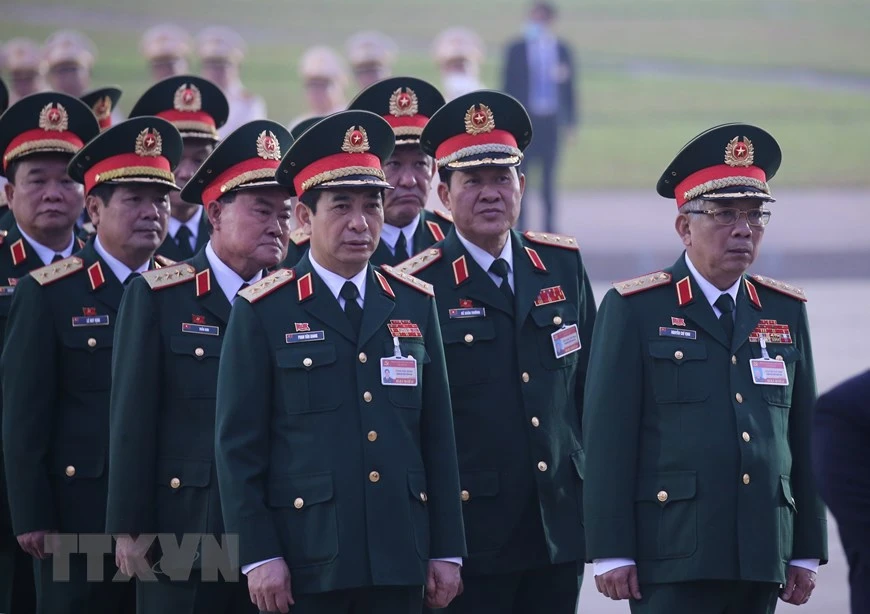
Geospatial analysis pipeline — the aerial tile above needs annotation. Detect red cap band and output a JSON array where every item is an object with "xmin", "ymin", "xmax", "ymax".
[
  {"xmin": 674, "ymin": 164, "xmax": 768, "ymax": 207},
  {"xmin": 156, "ymin": 109, "xmax": 217, "ymax": 130},
  {"xmin": 294, "ymin": 152, "xmax": 381, "ymax": 196},
  {"xmin": 382, "ymin": 115, "xmax": 428, "ymax": 131},
  {"xmin": 84, "ymin": 153, "xmax": 172, "ymax": 194},
  {"xmin": 3, "ymin": 129, "xmax": 85, "ymax": 170},
  {"xmin": 435, "ymin": 129, "xmax": 518, "ymax": 163},
  {"xmin": 201, "ymin": 157, "xmax": 280, "ymax": 205}
]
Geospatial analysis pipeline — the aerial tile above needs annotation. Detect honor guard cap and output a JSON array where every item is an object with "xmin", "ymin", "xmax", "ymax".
[
  {"xmin": 277, "ymin": 110, "xmax": 394, "ymax": 197},
  {"xmin": 43, "ymin": 30, "xmax": 96, "ymax": 70},
  {"xmin": 349, "ymin": 76, "xmax": 445, "ymax": 147},
  {"xmin": 129, "ymin": 75, "xmax": 228, "ymax": 142},
  {"xmin": 0, "ymin": 91, "xmax": 100, "ymax": 177},
  {"xmin": 196, "ymin": 26, "xmax": 246, "ymax": 64},
  {"xmin": 1, "ymin": 38, "xmax": 42, "ymax": 74},
  {"xmin": 141, "ymin": 24, "xmax": 192, "ymax": 62},
  {"xmin": 346, "ymin": 31, "xmax": 396, "ymax": 72},
  {"xmin": 68, "ymin": 116, "xmax": 183, "ymax": 194},
  {"xmin": 181, "ymin": 119, "xmax": 293, "ymax": 205},
  {"xmin": 421, "ymin": 89, "xmax": 532, "ymax": 170},
  {"xmin": 80, "ymin": 86, "xmax": 122, "ymax": 131},
  {"xmin": 289, "ymin": 116, "xmax": 324, "ymax": 141},
  {"xmin": 432, "ymin": 27, "xmax": 484, "ymax": 66},
  {"xmin": 300, "ymin": 46, "xmax": 348, "ymax": 85},
  {"xmin": 657, "ymin": 123, "xmax": 782, "ymax": 207}
]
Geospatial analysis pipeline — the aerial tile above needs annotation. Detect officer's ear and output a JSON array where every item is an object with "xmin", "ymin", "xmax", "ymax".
[
  {"xmin": 676, "ymin": 212, "xmax": 692, "ymax": 248},
  {"xmin": 205, "ymin": 199, "xmax": 222, "ymax": 230},
  {"xmin": 295, "ymin": 200, "xmax": 313, "ymax": 231},
  {"xmin": 3, "ymin": 182, "xmax": 14, "ymax": 209},
  {"xmin": 516, "ymin": 168, "xmax": 526, "ymax": 197}
]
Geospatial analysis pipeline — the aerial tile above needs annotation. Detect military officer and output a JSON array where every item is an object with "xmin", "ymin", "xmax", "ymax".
[
  {"xmin": 431, "ymin": 28, "xmax": 485, "ymax": 102},
  {"xmin": 196, "ymin": 26, "xmax": 266, "ymax": 138},
  {"xmin": 348, "ymin": 77, "xmax": 453, "ymax": 267},
  {"xmin": 280, "ymin": 115, "xmax": 322, "ymax": 267},
  {"xmin": 290, "ymin": 46, "xmax": 348, "ymax": 130},
  {"xmin": 582, "ymin": 124, "xmax": 828, "ymax": 613},
  {"xmin": 214, "ymin": 110, "xmax": 466, "ymax": 614},
  {"xmin": 80, "ymin": 86, "xmax": 123, "ymax": 131},
  {"xmin": 394, "ymin": 90, "xmax": 595, "ymax": 613},
  {"xmin": 141, "ymin": 24, "xmax": 193, "ymax": 82},
  {"xmin": 345, "ymin": 31, "xmax": 397, "ymax": 91},
  {"xmin": 0, "ymin": 37, "xmax": 46, "ymax": 104},
  {"xmin": 129, "ymin": 75, "xmax": 229, "ymax": 261},
  {"xmin": 0, "ymin": 91, "xmax": 99, "ymax": 614},
  {"xmin": 106, "ymin": 119, "xmax": 292, "ymax": 614},
  {"xmin": 1, "ymin": 116, "xmax": 181, "ymax": 614}
]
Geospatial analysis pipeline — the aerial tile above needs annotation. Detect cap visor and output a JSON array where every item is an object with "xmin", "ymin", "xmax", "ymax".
[
  {"xmin": 442, "ymin": 152, "xmax": 522, "ymax": 170},
  {"xmin": 703, "ymin": 186, "xmax": 775, "ymax": 203}
]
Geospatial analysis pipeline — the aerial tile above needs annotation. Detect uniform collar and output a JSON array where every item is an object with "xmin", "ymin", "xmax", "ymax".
[
  {"xmin": 205, "ymin": 241, "xmax": 263, "ymax": 304},
  {"xmin": 167, "ymin": 205, "xmax": 203, "ymax": 241},
  {"xmin": 456, "ymin": 230, "xmax": 514, "ymax": 278},
  {"xmin": 379, "ymin": 213, "xmax": 421, "ymax": 255},
  {"xmin": 684, "ymin": 253, "xmax": 740, "ymax": 312},
  {"xmin": 94, "ymin": 236, "xmax": 149, "ymax": 283},
  {"xmin": 308, "ymin": 251, "xmax": 368, "ymax": 304},
  {"xmin": 17, "ymin": 226, "xmax": 75, "ymax": 265}
]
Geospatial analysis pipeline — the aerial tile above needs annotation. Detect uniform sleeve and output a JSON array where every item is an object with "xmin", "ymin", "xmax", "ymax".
[
  {"xmin": 581, "ymin": 289, "xmax": 643, "ymax": 561},
  {"xmin": 420, "ymin": 296, "xmax": 467, "ymax": 559},
  {"xmin": 1, "ymin": 277, "xmax": 59, "ymax": 534},
  {"xmin": 575, "ymin": 251, "xmax": 597, "ymax": 425},
  {"xmin": 789, "ymin": 303, "xmax": 828, "ymax": 562},
  {"xmin": 105, "ymin": 278, "xmax": 161, "ymax": 534},
  {"xmin": 214, "ymin": 298, "xmax": 282, "ymax": 566}
]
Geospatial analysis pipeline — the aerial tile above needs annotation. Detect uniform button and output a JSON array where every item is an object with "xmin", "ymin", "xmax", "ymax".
[
  {"xmin": 367, "ymin": 431, "xmax": 378, "ymax": 442},
  {"xmin": 293, "ymin": 497, "xmax": 304, "ymax": 509},
  {"xmin": 522, "ymin": 372, "xmax": 530, "ymax": 383},
  {"xmin": 460, "ymin": 490, "xmax": 470, "ymax": 502},
  {"xmin": 742, "ymin": 473, "xmax": 751, "ymax": 485},
  {"xmin": 674, "ymin": 350, "xmax": 684, "ymax": 360},
  {"xmin": 65, "ymin": 465, "xmax": 76, "ymax": 477},
  {"xmin": 87, "ymin": 337, "xmax": 97, "ymax": 348},
  {"xmin": 775, "ymin": 355, "xmax": 784, "ymax": 361},
  {"xmin": 358, "ymin": 352, "xmax": 367, "ymax": 363},
  {"xmin": 552, "ymin": 316, "xmax": 563, "ymax": 326},
  {"xmin": 419, "ymin": 492, "xmax": 428, "ymax": 503},
  {"xmin": 537, "ymin": 461, "xmax": 548, "ymax": 472},
  {"xmin": 363, "ymin": 391, "xmax": 373, "ymax": 402},
  {"xmin": 464, "ymin": 333, "xmax": 474, "ymax": 344},
  {"xmin": 531, "ymin": 416, "xmax": 540, "ymax": 427},
  {"xmin": 194, "ymin": 347, "xmax": 204, "ymax": 357},
  {"xmin": 735, "ymin": 393, "xmax": 744, "ymax": 404},
  {"xmin": 657, "ymin": 490, "xmax": 668, "ymax": 503},
  {"xmin": 369, "ymin": 471, "xmax": 380, "ymax": 483},
  {"xmin": 731, "ymin": 355, "xmax": 738, "ymax": 365},
  {"xmin": 742, "ymin": 432, "xmax": 751, "ymax": 442},
  {"xmin": 170, "ymin": 477, "xmax": 181, "ymax": 489},
  {"xmin": 303, "ymin": 357, "xmax": 313, "ymax": 367}
]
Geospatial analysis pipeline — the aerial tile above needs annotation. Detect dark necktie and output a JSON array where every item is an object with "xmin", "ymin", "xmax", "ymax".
[
  {"xmin": 123, "ymin": 272, "xmax": 141, "ymax": 287},
  {"xmin": 715, "ymin": 293, "xmax": 735, "ymax": 341},
  {"xmin": 489, "ymin": 258, "xmax": 513, "ymax": 302},
  {"xmin": 340, "ymin": 281, "xmax": 363, "ymax": 336},
  {"xmin": 174, "ymin": 225, "xmax": 194, "ymax": 258},
  {"xmin": 51, "ymin": 253, "xmax": 64, "ymax": 263},
  {"xmin": 394, "ymin": 231, "xmax": 409, "ymax": 263}
]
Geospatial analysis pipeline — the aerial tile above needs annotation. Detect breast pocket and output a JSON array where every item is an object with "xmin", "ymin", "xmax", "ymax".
[
  {"xmin": 60, "ymin": 328, "xmax": 115, "ymax": 391},
  {"xmin": 755, "ymin": 344, "xmax": 801, "ymax": 408},
  {"xmin": 647, "ymin": 340, "xmax": 709, "ymax": 404},
  {"xmin": 275, "ymin": 344, "xmax": 341, "ymax": 414},
  {"xmin": 383, "ymin": 338, "xmax": 430, "ymax": 409},
  {"xmin": 530, "ymin": 302, "xmax": 580, "ymax": 370},
  {"xmin": 169, "ymin": 335, "xmax": 223, "ymax": 399},
  {"xmin": 441, "ymin": 319, "xmax": 498, "ymax": 386}
]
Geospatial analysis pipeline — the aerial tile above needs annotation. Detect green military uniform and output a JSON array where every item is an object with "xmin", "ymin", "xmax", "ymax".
[
  {"xmin": 279, "ymin": 115, "xmax": 321, "ymax": 268},
  {"xmin": 156, "ymin": 212, "xmax": 211, "ymax": 261},
  {"xmin": 582, "ymin": 124, "xmax": 828, "ymax": 613},
  {"xmin": 369, "ymin": 209, "xmax": 452, "ymax": 266}
]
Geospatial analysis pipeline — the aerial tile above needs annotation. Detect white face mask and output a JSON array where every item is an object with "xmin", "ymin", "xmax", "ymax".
[{"xmin": 442, "ymin": 72, "xmax": 481, "ymax": 101}]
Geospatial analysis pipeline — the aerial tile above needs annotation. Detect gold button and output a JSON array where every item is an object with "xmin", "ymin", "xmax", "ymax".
[
  {"xmin": 170, "ymin": 477, "xmax": 181, "ymax": 489},
  {"xmin": 531, "ymin": 417, "xmax": 540, "ymax": 427},
  {"xmin": 194, "ymin": 347, "xmax": 204, "ymax": 357},
  {"xmin": 657, "ymin": 490, "xmax": 668, "ymax": 503},
  {"xmin": 367, "ymin": 431, "xmax": 378, "ymax": 442},
  {"xmin": 363, "ymin": 391, "xmax": 372, "ymax": 402},
  {"xmin": 742, "ymin": 432, "xmax": 751, "ymax": 442},
  {"xmin": 674, "ymin": 350, "xmax": 684, "ymax": 360},
  {"xmin": 65, "ymin": 465, "xmax": 76, "ymax": 477},
  {"xmin": 775, "ymin": 355, "xmax": 784, "ymax": 361},
  {"xmin": 87, "ymin": 337, "xmax": 97, "ymax": 348},
  {"xmin": 358, "ymin": 352, "xmax": 367, "ymax": 363},
  {"xmin": 537, "ymin": 461, "xmax": 548, "ymax": 472},
  {"xmin": 735, "ymin": 393, "xmax": 744, "ymax": 404},
  {"xmin": 460, "ymin": 490, "xmax": 470, "ymax": 502},
  {"xmin": 293, "ymin": 497, "xmax": 304, "ymax": 509},
  {"xmin": 369, "ymin": 471, "xmax": 380, "ymax": 483},
  {"xmin": 522, "ymin": 372, "xmax": 530, "ymax": 383},
  {"xmin": 303, "ymin": 357, "xmax": 313, "ymax": 367},
  {"xmin": 743, "ymin": 473, "xmax": 751, "ymax": 485},
  {"xmin": 553, "ymin": 316, "xmax": 563, "ymax": 326},
  {"xmin": 420, "ymin": 492, "xmax": 428, "ymax": 503},
  {"xmin": 731, "ymin": 355, "xmax": 738, "ymax": 365},
  {"xmin": 464, "ymin": 333, "xmax": 474, "ymax": 344}
]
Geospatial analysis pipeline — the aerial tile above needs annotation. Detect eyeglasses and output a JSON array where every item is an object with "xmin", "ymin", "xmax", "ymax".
[{"xmin": 688, "ymin": 207, "xmax": 772, "ymax": 227}]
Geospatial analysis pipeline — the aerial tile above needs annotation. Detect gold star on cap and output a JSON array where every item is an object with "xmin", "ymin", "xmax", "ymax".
[
  {"xmin": 341, "ymin": 126, "xmax": 370, "ymax": 153},
  {"xmin": 135, "ymin": 128, "xmax": 163, "ymax": 157},
  {"xmin": 464, "ymin": 103, "xmax": 495, "ymax": 135},
  {"xmin": 724, "ymin": 136, "xmax": 754, "ymax": 167},
  {"xmin": 256, "ymin": 130, "xmax": 281, "ymax": 160}
]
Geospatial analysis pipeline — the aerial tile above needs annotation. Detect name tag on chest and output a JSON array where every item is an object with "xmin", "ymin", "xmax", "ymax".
[
  {"xmin": 285, "ymin": 331, "xmax": 325, "ymax": 344},
  {"xmin": 750, "ymin": 358, "xmax": 789, "ymax": 386},
  {"xmin": 182, "ymin": 323, "xmax": 220, "ymax": 336},
  {"xmin": 72, "ymin": 315, "xmax": 110, "ymax": 327},
  {"xmin": 551, "ymin": 324, "xmax": 581, "ymax": 359},
  {"xmin": 380, "ymin": 356, "xmax": 418, "ymax": 387}
]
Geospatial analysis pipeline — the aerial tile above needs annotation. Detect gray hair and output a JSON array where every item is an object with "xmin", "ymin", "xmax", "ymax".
[{"xmin": 678, "ymin": 198, "xmax": 707, "ymax": 215}]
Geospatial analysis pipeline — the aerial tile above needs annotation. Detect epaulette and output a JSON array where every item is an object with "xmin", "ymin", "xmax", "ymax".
[
  {"xmin": 394, "ymin": 248, "xmax": 442, "ymax": 276},
  {"xmin": 433, "ymin": 209, "xmax": 454, "ymax": 223},
  {"xmin": 752, "ymin": 275, "xmax": 807, "ymax": 302},
  {"xmin": 154, "ymin": 254, "xmax": 177, "ymax": 268},
  {"xmin": 142, "ymin": 263, "xmax": 196, "ymax": 290},
  {"xmin": 32, "ymin": 256, "xmax": 84, "ymax": 286},
  {"xmin": 289, "ymin": 228, "xmax": 310, "ymax": 246},
  {"xmin": 523, "ymin": 230, "xmax": 579, "ymax": 250},
  {"xmin": 613, "ymin": 271, "xmax": 672, "ymax": 296},
  {"xmin": 238, "ymin": 268, "xmax": 296, "ymax": 303},
  {"xmin": 380, "ymin": 265, "xmax": 434, "ymax": 297}
]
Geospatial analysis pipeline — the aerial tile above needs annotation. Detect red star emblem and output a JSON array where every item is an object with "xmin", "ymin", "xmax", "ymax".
[
  {"xmin": 47, "ymin": 108, "xmax": 61, "ymax": 124},
  {"xmin": 352, "ymin": 130, "xmax": 363, "ymax": 145},
  {"xmin": 143, "ymin": 134, "xmax": 156, "ymax": 149},
  {"xmin": 473, "ymin": 111, "xmax": 486, "ymax": 126},
  {"xmin": 182, "ymin": 89, "xmax": 195, "ymax": 104},
  {"xmin": 734, "ymin": 142, "xmax": 748, "ymax": 158},
  {"xmin": 263, "ymin": 136, "xmax": 276, "ymax": 151},
  {"xmin": 398, "ymin": 93, "xmax": 411, "ymax": 108}
]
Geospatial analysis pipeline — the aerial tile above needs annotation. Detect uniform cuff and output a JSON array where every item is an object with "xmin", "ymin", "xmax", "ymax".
[
  {"xmin": 789, "ymin": 559, "xmax": 820, "ymax": 573},
  {"xmin": 593, "ymin": 558, "xmax": 635, "ymax": 576},
  {"xmin": 241, "ymin": 557, "xmax": 283, "ymax": 575}
]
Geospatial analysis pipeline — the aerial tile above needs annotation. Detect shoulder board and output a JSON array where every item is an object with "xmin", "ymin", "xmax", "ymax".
[
  {"xmin": 142, "ymin": 263, "xmax": 196, "ymax": 290},
  {"xmin": 380, "ymin": 265, "xmax": 434, "ymax": 297},
  {"xmin": 613, "ymin": 271, "xmax": 672, "ymax": 296},
  {"xmin": 433, "ymin": 209, "xmax": 454, "ymax": 223},
  {"xmin": 394, "ymin": 248, "xmax": 442, "ymax": 276},
  {"xmin": 154, "ymin": 254, "xmax": 177, "ymax": 268},
  {"xmin": 523, "ymin": 230, "xmax": 579, "ymax": 250},
  {"xmin": 239, "ymin": 268, "xmax": 296, "ymax": 303},
  {"xmin": 289, "ymin": 228, "xmax": 310, "ymax": 246},
  {"xmin": 752, "ymin": 275, "xmax": 807, "ymax": 302},
  {"xmin": 32, "ymin": 256, "xmax": 85, "ymax": 286}
]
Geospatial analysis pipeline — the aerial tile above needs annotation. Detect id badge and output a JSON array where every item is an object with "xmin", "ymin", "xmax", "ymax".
[
  {"xmin": 750, "ymin": 358, "xmax": 789, "ymax": 387},
  {"xmin": 380, "ymin": 356, "xmax": 418, "ymax": 387},
  {"xmin": 551, "ymin": 323, "xmax": 581, "ymax": 359}
]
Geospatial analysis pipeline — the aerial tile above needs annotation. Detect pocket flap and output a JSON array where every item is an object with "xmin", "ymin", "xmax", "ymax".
[
  {"xmin": 635, "ymin": 471, "xmax": 696, "ymax": 505},
  {"xmin": 648, "ymin": 340, "xmax": 707, "ymax": 364},
  {"xmin": 771, "ymin": 345, "xmax": 801, "ymax": 364},
  {"xmin": 61, "ymin": 328, "xmax": 114, "ymax": 350},
  {"xmin": 169, "ymin": 335, "xmax": 222, "ymax": 358},
  {"xmin": 276, "ymin": 344, "xmax": 337, "ymax": 370},
  {"xmin": 156, "ymin": 458, "xmax": 212, "ymax": 488},
  {"xmin": 460, "ymin": 470, "xmax": 499, "ymax": 499},
  {"xmin": 51, "ymin": 453, "xmax": 105, "ymax": 478},
  {"xmin": 530, "ymin": 303, "xmax": 576, "ymax": 328},
  {"xmin": 570, "ymin": 448, "xmax": 585, "ymax": 479},
  {"xmin": 407, "ymin": 470, "xmax": 428, "ymax": 503},
  {"xmin": 441, "ymin": 319, "xmax": 496, "ymax": 345},
  {"xmin": 268, "ymin": 472, "xmax": 334, "ymax": 508},
  {"xmin": 385, "ymin": 338, "xmax": 431, "ymax": 365},
  {"xmin": 780, "ymin": 475, "xmax": 796, "ymax": 511}
]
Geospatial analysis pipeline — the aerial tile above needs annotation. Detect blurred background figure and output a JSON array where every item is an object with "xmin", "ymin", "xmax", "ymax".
[
  {"xmin": 197, "ymin": 25, "xmax": 266, "ymax": 137},
  {"xmin": 345, "ymin": 30, "xmax": 397, "ymax": 92},
  {"xmin": 291, "ymin": 45, "xmax": 348, "ymax": 128},
  {"xmin": 80, "ymin": 86, "xmax": 122, "ymax": 131},
  {"xmin": 813, "ymin": 370, "xmax": 870, "ymax": 614},
  {"xmin": 503, "ymin": 1, "xmax": 577, "ymax": 231},
  {"xmin": 0, "ymin": 38, "xmax": 46, "ymax": 104},
  {"xmin": 42, "ymin": 29, "xmax": 96, "ymax": 98},
  {"xmin": 432, "ymin": 26, "xmax": 485, "ymax": 101},
  {"xmin": 140, "ymin": 23, "xmax": 192, "ymax": 82}
]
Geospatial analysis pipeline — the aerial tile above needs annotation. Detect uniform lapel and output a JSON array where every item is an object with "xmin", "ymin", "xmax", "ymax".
[
  {"xmin": 670, "ymin": 255, "xmax": 730, "ymax": 349},
  {"xmin": 7, "ymin": 224, "xmax": 42, "ymax": 275},
  {"xmin": 732, "ymin": 277, "xmax": 763, "ymax": 353},
  {"xmin": 513, "ymin": 231, "xmax": 549, "ymax": 326},
  {"xmin": 196, "ymin": 212, "xmax": 212, "ymax": 252},
  {"xmin": 296, "ymin": 255, "xmax": 356, "ymax": 343},
  {"xmin": 442, "ymin": 228, "xmax": 512, "ymax": 315},
  {"xmin": 84, "ymin": 244, "xmax": 124, "ymax": 311},
  {"xmin": 358, "ymin": 266, "xmax": 395, "ymax": 348},
  {"xmin": 191, "ymin": 251, "xmax": 231, "ymax": 325},
  {"xmin": 371, "ymin": 239, "xmax": 396, "ymax": 267}
]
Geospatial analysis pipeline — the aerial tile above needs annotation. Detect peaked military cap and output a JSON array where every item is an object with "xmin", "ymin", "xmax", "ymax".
[
  {"xmin": 129, "ymin": 75, "xmax": 229, "ymax": 142},
  {"xmin": 68, "ymin": 116, "xmax": 183, "ymax": 194},
  {"xmin": 349, "ymin": 76, "xmax": 445, "ymax": 147},
  {"xmin": 0, "ymin": 78, "xmax": 8, "ymax": 114},
  {"xmin": 277, "ymin": 110, "xmax": 394, "ymax": 197},
  {"xmin": 80, "ymin": 86, "xmax": 122, "ymax": 131},
  {"xmin": 289, "ymin": 115, "xmax": 324, "ymax": 141},
  {"xmin": 0, "ymin": 91, "xmax": 100, "ymax": 178},
  {"xmin": 657, "ymin": 123, "xmax": 782, "ymax": 207},
  {"xmin": 181, "ymin": 119, "xmax": 293, "ymax": 205},
  {"xmin": 421, "ymin": 89, "xmax": 532, "ymax": 170}
]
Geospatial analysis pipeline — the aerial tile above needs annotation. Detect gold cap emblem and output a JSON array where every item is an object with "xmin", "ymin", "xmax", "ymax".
[
  {"xmin": 464, "ymin": 103, "xmax": 495, "ymax": 135},
  {"xmin": 173, "ymin": 83, "xmax": 202, "ymax": 112},
  {"xmin": 135, "ymin": 128, "xmax": 163, "ymax": 157},
  {"xmin": 389, "ymin": 87, "xmax": 418, "ymax": 117},
  {"xmin": 92, "ymin": 96, "xmax": 112, "ymax": 121},
  {"xmin": 38, "ymin": 103, "xmax": 69, "ymax": 132},
  {"xmin": 256, "ymin": 130, "xmax": 281, "ymax": 160},
  {"xmin": 342, "ymin": 126, "xmax": 370, "ymax": 153},
  {"xmin": 724, "ymin": 136, "xmax": 754, "ymax": 167}
]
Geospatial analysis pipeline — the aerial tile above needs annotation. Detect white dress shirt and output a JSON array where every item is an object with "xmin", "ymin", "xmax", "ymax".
[
  {"xmin": 167, "ymin": 205, "xmax": 203, "ymax": 252},
  {"xmin": 456, "ymin": 230, "xmax": 514, "ymax": 292},
  {"xmin": 379, "ymin": 214, "xmax": 421, "ymax": 257},
  {"xmin": 93, "ymin": 236, "xmax": 149, "ymax": 283},
  {"xmin": 17, "ymin": 227, "xmax": 75, "ymax": 266},
  {"xmin": 204, "ymin": 242, "xmax": 263, "ymax": 305},
  {"xmin": 593, "ymin": 254, "xmax": 819, "ymax": 577}
]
